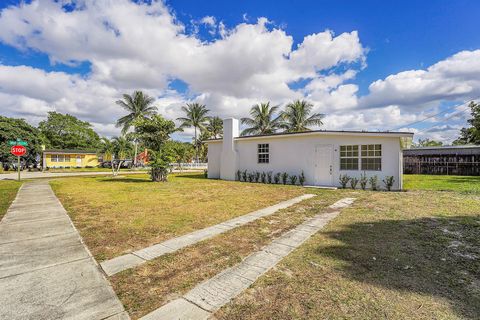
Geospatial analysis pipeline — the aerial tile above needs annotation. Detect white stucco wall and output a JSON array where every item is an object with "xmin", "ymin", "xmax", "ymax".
[{"xmin": 208, "ymin": 133, "xmax": 412, "ymax": 190}]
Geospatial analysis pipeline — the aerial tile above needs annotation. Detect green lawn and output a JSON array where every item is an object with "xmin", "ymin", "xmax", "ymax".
[
  {"xmin": 50, "ymin": 173, "xmax": 305, "ymax": 261},
  {"xmin": 404, "ymin": 174, "xmax": 480, "ymax": 193},
  {"xmin": 0, "ymin": 180, "xmax": 22, "ymax": 219}
]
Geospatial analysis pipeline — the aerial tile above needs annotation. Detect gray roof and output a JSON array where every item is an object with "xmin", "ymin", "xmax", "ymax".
[{"xmin": 404, "ymin": 145, "xmax": 480, "ymax": 156}]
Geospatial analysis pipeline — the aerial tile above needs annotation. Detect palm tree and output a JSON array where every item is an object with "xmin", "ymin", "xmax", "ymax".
[
  {"xmin": 205, "ymin": 116, "xmax": 223, "ymax": 139},
  {"xmin": 115, "ymin": 91, "xmax": 157, "ymax": 165},
  {"xmin": 280, "ymin": 100, "xmax": 325, "ymax": 132},
  {"xmin": 177, "ymin": 103, "xmax": 210, "ymax": 162},
  {"xmin": 240, "ymin": 102, "xmax": 282, "ymax": 136}
]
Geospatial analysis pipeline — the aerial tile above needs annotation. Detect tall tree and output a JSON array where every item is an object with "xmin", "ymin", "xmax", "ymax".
[
  {"xmin": 115, "ymin": 91, "xmax": 157, "ymax": 165},
  {"xmin": 280, "ymin": 100, "xmax": 325, "ymax": 132},
  {"xmin": 415, "ymin": 138, "xmax": 443, "ymax": 147},
  {"xmin": 0, "ymin": 116, "xmax": 43, "ymax": 168},
  {"xmin": 453, "ymin": 101, "xmax": 480, "ymax": 145},
  {"xmin": 39, "ymin": 112, "xmax": 101, "ymax": 150},
  {"xmin": 240, "ymin": 102, "xmax": 282, "ymax": 136},
  {"xmin": 177, "ymin": 103, "xmax": 210, "ymax": 161},
  {"xmin": 134, "ymin": 114, "xmax": 180, "ymax": 182},
  {"xmin": 205, "ymin": 116, "xmax": 223, "ymax": 139}
]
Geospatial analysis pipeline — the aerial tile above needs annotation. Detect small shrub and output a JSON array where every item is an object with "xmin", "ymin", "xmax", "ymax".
[
  {"xmin": 281, "ymin": 172, "xmax": 289, "ymax": 185},
  {"xmin": 254, "ymin": 171, "xmax": 261, "ymax": 183},
  {"xmin": 299, "ymin": 171, "xmax": 305, "ymax": 186},
  {"xmin": 350, "ymin": 177, "xmax": 359, "ymax": 189},
  {"xmin": 274, "ymin": 173, "xmax": 281, "ymax": 184},
  {"xmin": 359, "ymin": 172, "xmax": 368, "ymax": 190},
  {"xmin": 242, "ymin": 170, "xmax": 248, "ymax": 182},
  {"xmin": 383, "ymin": 176, "xmax": 395, "ymax": 191},
  {"xmin": 267, "ymin": 171, "xmax": 273, "ymax": 184},
  {"xmin": 369, "ymin": 175, "xmax": 379, "ymax": 191},
  {"xmin": 204, "ymin": 169, "xmax": 208, "ymax": 178},
  {"xmin": 261, "ymin": 172, "xmax": 267, "ymax": 183},
  {"xmin": 339, "ymin": 174, "xmax": 350, "ymax": 189},
  {"xmin": 248, "ymin": 173, "xmax": 255, "ymax": 182},
  {"xmin": 236, "ymin": 170, "xmax": 241, "ymax": 181},
  {"xmin": 290, "ymin": 175, "xmax": 297, "ymax": 185}
]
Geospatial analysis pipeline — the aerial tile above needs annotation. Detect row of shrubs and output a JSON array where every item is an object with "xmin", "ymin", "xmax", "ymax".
[
  {"xmin": 339, "ymin": 173, "xmax": 395, "ymax": 191},
  {"xmin": 236, "ymin": 170, "xmax": 306, "ymax": 186}
]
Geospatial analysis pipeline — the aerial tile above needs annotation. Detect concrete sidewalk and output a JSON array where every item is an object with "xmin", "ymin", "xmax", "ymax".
[
  {"xmin": 0, "ymin": 170, "xmax": 145, "ymax": 180},
  {"xmin": 0, "ymin": 181, "xmax": 129, "ymax": 320}
]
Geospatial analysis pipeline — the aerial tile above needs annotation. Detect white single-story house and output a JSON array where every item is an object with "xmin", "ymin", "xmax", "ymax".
[{"xmin": 206, "ymin": 118, "xmax": 414, "ymax": 190}]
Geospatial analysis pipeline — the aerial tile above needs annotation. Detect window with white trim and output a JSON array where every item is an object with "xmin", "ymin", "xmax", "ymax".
[
  {"xmin": 361, "ymin": 144, "xmax": 382, "ymax": 171},
  {"xmin": 258, "ymin": 143, "xmax": 269, "ymax": 163},
  {"xmin": 340, "ymin": 145, "xmax": 359, "ymax": 170}
]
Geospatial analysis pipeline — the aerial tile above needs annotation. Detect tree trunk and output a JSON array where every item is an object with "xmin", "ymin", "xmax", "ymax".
[
  {"xmin": 133, "ymin": 140, "xmax": 138, "ymax": 166},
  {"xmin": 194, "ymin": 126, "xmax": 198, "ymax": 163}
]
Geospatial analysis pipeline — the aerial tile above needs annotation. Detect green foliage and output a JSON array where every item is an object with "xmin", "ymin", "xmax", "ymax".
[
  {"xmin": 299, "ymin": 171, "xmax": 306, "ymax": 186},
  {"xmin": 240, "ymin": 102, "xmax": 282, "ymax": 136},
  {"xmin": 164, "ymin": 141, "xmax": 194, "ymax": 164},
  {"xmin": 204, "ymin": 169, "xmax": 208, "ymax": 178},
  {"xmin": 289, "ymin": 175, "xmax": 297, "ymax": 185},
  {"xmin": 281, "ymin": 172, "xmax": 289, "ymax": 185},
  {"xmin": 267, "ymin": 171, "xmax": 273, "ymax": 184},
  {"xmin": 254, "ymin": 171, "xmax": 261, "ymax": 183},
  {"xmin": 280, "ymin": 100, "xmax": 325, "ymax": 132},
  {"xmin": 38, "ymin": 112, "xmax": 101, "ymax": 150},
  {"xmin": 236, "ymin": 170, "xmax": 242, "ymax": 181},
  {"xmin": 261, "ymin": 172, "xmax": 267, "ymax": 183},
  {"xmin": 274, "ymin": 172, "xmax": 281, "ymax": 184},
  {"xmin": 115, "ymin": 91, "xmax": 157, "ymax": 135},
  {"xmin": 177, "ymin": 103, "xmax": 210, "ymax": 161},
  {"xmin": 111, "ymin": 136, "xmax": 134, "ymax": 160},
  {"xmin": 149, "ymin": 144, "xmax": 175, "ymax": 182},
  {"xmin": 415, "ymin": 138, "xmax": 443, "ymax": 147},
  {"xmin": 134, "ymin": 114, "xmax": 179, "ymax": 151},
  {"xmin": 453, "ymin": 101, "xmax": 480, "ymax": 145},
  {"xmin": 360, "ymin": 172, "xmax": 368, "ymax": 190},
  {"xmin": 248, "ymin": 172, "xmax": 255, "ymax": 182},
  {"xmin": 0, "ymin": 116, "xmax": 43, "ymax": 166},
  {"xmin": 369, "ymin": 175, "xmax": 379, "ymax": 191},
  {"xmin": 339, "ymin": 174, "xmax": 350, "ymax": 189},
  {"xmin": 383, "ymin": 176, "xmax": 395, "ymax": 191},
  {"xmin": 242, "ymin": 170, "xmax": 248, "ymax": 182},
  {"xmin": 350, "ymin": 177, "xmax": 359, "ymax": 189},
  {"xmin": 205, "ymin": 116, "xmax": 223, "ymax": 139}
]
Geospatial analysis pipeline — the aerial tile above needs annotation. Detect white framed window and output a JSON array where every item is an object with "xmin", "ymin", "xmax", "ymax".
[
  {"xmin": 340, "ymin": 145, "xmax": 359, "ymax": 170},
  {"xmin": 361, "ymin": 144, "xmax": 382, "ymax": 171},
  {"xmin": 64, "ymin": 155, "xmax": 71, "ymax": 162},
  {"xmin": 258, "ymin": 143, "xmax": 269, "ymax": 163}
]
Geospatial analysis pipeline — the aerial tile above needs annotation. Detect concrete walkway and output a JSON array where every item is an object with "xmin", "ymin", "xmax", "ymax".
[
  {"xmin": 101, "ymin": 194, "xmax": 316, "ymax": 276},
  {"xmin": 141, "ymin": 197, "xmax": 356, "ymax": 320},
  {"xmin": 0, "ymin": 181, "xmax": 129, "ymax": 320}
]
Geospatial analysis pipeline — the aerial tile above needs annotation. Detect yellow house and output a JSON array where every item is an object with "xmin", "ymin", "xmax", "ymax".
[{"xmin": 43, "ymin": 149, "xmax": 99, "ymax": 169}]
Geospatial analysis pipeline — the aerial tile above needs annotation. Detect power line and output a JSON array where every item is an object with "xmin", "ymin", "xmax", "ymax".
[{"xmin": 391, "ymin": 103, "xmax": 465, "ymax": 131}]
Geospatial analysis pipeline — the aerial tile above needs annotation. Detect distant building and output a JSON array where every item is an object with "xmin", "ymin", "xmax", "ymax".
[
  {"xmin": 403, "ymin": 145, "xmax": 480, "ymax": 175},
  {"xmin": 42, "ymin": 149, "xmax": 99, "ymax": 169}
]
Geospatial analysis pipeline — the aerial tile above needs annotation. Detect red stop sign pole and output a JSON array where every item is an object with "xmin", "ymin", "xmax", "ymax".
[{"xmin": 11, "ymin": 145, "xmax": 26, "ymax": 181}]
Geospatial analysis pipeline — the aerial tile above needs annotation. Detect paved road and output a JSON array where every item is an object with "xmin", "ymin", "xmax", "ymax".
[{"xmin": 0, "ymin": 181, "xmax": 129, "ymax": 320}]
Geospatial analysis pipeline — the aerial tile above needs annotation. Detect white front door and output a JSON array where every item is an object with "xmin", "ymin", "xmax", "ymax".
[{"xmin": 314, "ymin": 144, "xmax": 333, "ymax": 186}]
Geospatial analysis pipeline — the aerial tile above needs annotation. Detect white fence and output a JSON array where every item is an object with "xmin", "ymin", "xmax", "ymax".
[{"xmin": 170, "ymin": 162, "xmax": 207, "ymax": 170}]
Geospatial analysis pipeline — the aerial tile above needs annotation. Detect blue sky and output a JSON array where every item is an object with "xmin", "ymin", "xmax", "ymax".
[{"xmin": 0, "ymin": 0, "xmax": 479, "ymax": 142}]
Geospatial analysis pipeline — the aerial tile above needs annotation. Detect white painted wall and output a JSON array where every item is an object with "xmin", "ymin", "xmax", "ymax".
[{"xmin": 207, "ymin": 119, "xmax": 411, "ymax": 190}]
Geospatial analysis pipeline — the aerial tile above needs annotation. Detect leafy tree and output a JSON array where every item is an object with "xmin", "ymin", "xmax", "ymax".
[
  {"xmin": 115, "ymin": 91, "xmax": 158, "ymax": 164},
  {"xmin": 194, "ymin": 130, "xmax": 211, "ymax": 162},
  {"xmin": 165, "ymin": 141, "xmax": 195, "ymax": 170},
  {"xmin": 280, "ymin": 100, "xmax": 325, "ymax": 132},
  {"xmin": 241, "ymin": 102, "xmax": 282, "ymax": 136},
  {"xmin": 99, "ymin": 137, "xmax": 114, "ymax": 162},
  {"xmin": 134, "ymin": 114, "xmax": 180, "ymax": 181},
  {"xmin": 453, "ymin": 101, "xmax": 480, "ymax": 145},
  {"xmin": 415, "ymin": 138, "xmax": 443, "ymax": 147},
  {"xmin": 0, "ymin": 116, "xmax": 43, "ymax": 168},
  {"xmin": 39, "ymin": 112, "xmax": 101, "ymax": 150},
  {"xmin": 177, "ymin": 103, "xmax": 210, "ymax": 162},
  {"xmin": 205, "ymin": 116, "xmax": 223, "ymax": 139}
]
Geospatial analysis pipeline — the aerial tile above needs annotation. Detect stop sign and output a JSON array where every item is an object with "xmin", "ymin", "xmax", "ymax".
[{"xmin": 11, "ymin": 145, "xmax": 26, "ymax": 156}]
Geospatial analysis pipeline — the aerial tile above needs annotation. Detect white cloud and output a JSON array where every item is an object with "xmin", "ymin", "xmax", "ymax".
[{"xmin": 0, "ymin": 0, "xmax": 474, "ymax": 144}]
